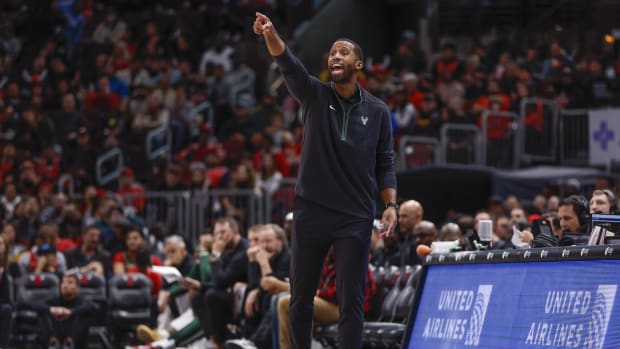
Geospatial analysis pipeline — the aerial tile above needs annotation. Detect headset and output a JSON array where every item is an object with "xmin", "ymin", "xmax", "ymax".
[
  {"xmin": 566, "ymin": 195, "xmax": 590, "ymax": 227},
  {"xmin": 602, "ymin": 189, "xmax": 619, "ymax": 215}
]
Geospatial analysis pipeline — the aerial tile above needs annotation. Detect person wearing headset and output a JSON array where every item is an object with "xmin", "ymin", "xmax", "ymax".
[
  {"xmin": 589, "ymin": 189, "xmax": 619, "ymax": 215},
  {"xmin": 557, "ymin": 195, "xmax": 591, "ymax": 246}
]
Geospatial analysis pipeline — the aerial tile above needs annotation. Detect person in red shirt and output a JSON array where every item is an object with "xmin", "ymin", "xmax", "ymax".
[
  {"xmin": 116, "ymin": 168, "xmax": 145, "ymax": 212},
  {"xmin": 175, "ymin": 123, "xmax": 226, "ymax": 164},
  {"xmin": 0, "ymin": 144, "xmax": 17, "ymax": 184},
  {"xmin": 112, "ymin": 228, "xmax": 161, "ymax": 275},
  {"xmin": 84, "ymin": 75, "xmax": 120, "ymax": 111},
  {"xmin": 37, "ymin": 146, "xmax": 61, "ymax": 183}
]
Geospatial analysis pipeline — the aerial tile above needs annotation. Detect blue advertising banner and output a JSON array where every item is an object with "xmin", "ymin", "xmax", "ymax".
[{"xmin": 406, "ymin": 260, "xmax": 620, "ymax": 348}]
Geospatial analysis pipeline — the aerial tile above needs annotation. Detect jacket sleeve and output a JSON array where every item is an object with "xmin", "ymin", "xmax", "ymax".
[
  {"xmin": 210, "ymin": 252, "xmax": 248, "ymax": 290},
  {"xmin": 375, "ymin": 103, "xmax": 397, "ymax": 190},
  {"xmin": 70, "ymin": 296, "xmax": 99, "ymax": 315},
  {"xmin": 247, "ymin": 261, "xmax": 261, "ymax": 290},
  {"xmin": 273, "ymin": 47, "xmax": 321, "ymax": 120}
]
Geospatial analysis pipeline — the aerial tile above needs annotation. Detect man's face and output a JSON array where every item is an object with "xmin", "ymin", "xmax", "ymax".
[
  {"xmin": 558, "ymin": 204, "xmax": 581, "ymax": 233},
  {"xmin": 126, "ymin": 231, "xmax": 144, "ymax": 252},
  {"xmin": 328, "ymin": 40, "xmax": 360, "ymax": 84},
  {"xmin": 214, "ymin": 222, "xmax": 236, "ymax": 249},
  {"xmin": 495, "ymin": 217, "xmax": 511, "ymax": 239},
  {"xmin": 164, "ymin": 243, "xmax": 187, "ymax": 267},
  {"xmin": 413, "ymin": 225, "xmax": 436, "ymax": 247},
  {"xmin": 120, "ymin": 175, "xmax": 132, "ymax": 188},
  {"xmin": 247, "ymin": 229, "xmax": 260, "ymax": 248},
  {"xmin": 61, "ymin": 275, "xmax": 79, "ymax": 299},
  {"xmin": 83, "ymin": 228, "xmax": 101, "ymax": 250},
  {"xmin": 510, "ymin": 208, "xmax": 526, "ymax": 225},
  {"xmin": 398, "ymin": 205, "xmax": 420, "ymax": 234},
  {"xmin": 259, "ymin": 228, "xmax": 282, "ymax": 255},
  {"xmin": 590, "ymin": 193, "xmax": 611, "ymax": 214}
]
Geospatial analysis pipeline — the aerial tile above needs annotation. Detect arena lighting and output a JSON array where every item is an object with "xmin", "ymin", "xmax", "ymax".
[{"xmin": 604, "ymin": 34, "xmax": 615, "ymax": 45}]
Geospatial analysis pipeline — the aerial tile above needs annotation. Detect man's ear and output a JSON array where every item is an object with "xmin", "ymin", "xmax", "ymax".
[{"xmin": 355, "ymin": 59, "xmax": 364, "ymax": 71}]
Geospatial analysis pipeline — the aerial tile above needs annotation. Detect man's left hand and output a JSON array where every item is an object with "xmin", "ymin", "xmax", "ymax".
[{"xmin": 380, "ymin": 207, "xmax": 398, "ymax": 238}]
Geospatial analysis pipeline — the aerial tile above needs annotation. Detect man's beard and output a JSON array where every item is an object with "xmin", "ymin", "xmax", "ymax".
[{"xmin": 330, "ymin": 64, "xmax": 356, "ymax": 83}]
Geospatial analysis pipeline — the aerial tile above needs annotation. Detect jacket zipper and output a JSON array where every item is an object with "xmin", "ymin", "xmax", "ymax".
[
  {"xmin": 332, "ymin": 84, "xmax": 363, "ymax": 141},
  {"xmin": 335, "ymin": 97, "xmax": 361, "ymax": 141}
]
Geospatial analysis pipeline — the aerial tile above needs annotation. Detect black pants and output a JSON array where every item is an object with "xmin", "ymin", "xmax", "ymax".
[
  {"xmin": 289, "ymin": 197, "xmax": 372, "ymax": 349},
  {"xmin": 191, "ymin": 288, "xmax": 210, "ymax": 338},
  {"xmin": 199, "ymin": 288, "xmax": 234, "ymax": 345},
  {"xmin": 0, "ymin": 303, "xmax": 13, "ymax": 347},
  {"xmin": 41, "ymin": 313, "xmax": 89, "ymax": 346}
]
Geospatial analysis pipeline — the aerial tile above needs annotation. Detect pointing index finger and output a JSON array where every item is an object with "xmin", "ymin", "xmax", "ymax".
[{"xmin": 255, "ymin": 12, "xmax": 268, "ymax": 23}]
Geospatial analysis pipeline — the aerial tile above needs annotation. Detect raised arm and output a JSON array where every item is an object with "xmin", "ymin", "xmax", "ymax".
[
  {"xmin": 253, "ymin": 12, "xmax": 316, "ymax": 106},
  {"xmin": 254, "ymin": 12, "xmax": 285, "ymax": 57}
]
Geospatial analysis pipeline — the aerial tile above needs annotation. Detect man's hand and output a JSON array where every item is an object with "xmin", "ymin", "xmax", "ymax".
[
  {"xmin": 253, "ymin": 12, "xmax": 273, "ymax": 36},
  {"xmin": 380, "ymin": 207, "xmax": 398, "ymax": 238},
  {"xmin": 253, "ymin": 12, "xmax": 285, "ymax": 56},
  {"xmin": 212, "ymin": 239, "xmax": 226, "ymax": 255},
  {"xmin": 180, "ymin": 277, "xmax": 201, "ymax": 291},
  {"xmin": 255, "ymin": 249, "xmax": 272, "ymax": 264},
  {"xmin": 50, "ymin": 306, "xmax": 71, "ymax": 321},
  {"xmin": 246, "ymin": 245, "xmax": 260, "ymax": 262}
]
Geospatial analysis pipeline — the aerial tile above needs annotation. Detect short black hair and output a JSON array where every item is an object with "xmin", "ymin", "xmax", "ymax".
[{"xmin": 334, "ymin": 38, "xmax": 364, "ymax": 62}]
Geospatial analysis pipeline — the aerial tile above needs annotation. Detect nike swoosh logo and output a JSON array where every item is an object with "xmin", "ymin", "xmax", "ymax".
[{"xmin": 329, "ymin": 105, "xmax": 336, "ymax": 111}]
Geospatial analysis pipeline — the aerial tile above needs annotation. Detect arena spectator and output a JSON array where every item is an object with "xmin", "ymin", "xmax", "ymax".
[
  {"xmin": 438, "ymin": 222, "xmax": 468, "ymax": 250},
  {"xmin": 195, "ymin": 217, "xmax": 248, "ymax": 349},
  {"xmin": 1, "ymin": 222, "xmax": 26, "ymax": 260},
  {"xmin": 0, "ymin": 234, "xmax": 13, "ymax": 347},
  {"xmin": 32, "ymin": 273, "xmax": 97, "ymax": 349},
  {"xmin": 589, "ymin": 189, "xmax": 617, "ymax": 214},
  {"xmin": 1, "ymin": 182, "xmax": 21, "ymax": 220},
  {"xmin": 256, "ymin": 152, "xmax": 283, "ymax": 196},
  {"xmin": 117, "ymin": 167, "xmax": 146, "ymax": 212},
  {"xmin": 64, "ymin": 225, "xmax": 111, "ymax": 277},
  {"xmin": 243, "ymin": 224, "xmax": 290, "ymax": 347},
  {"xmin": 15, "ymin": 196, "xmax": 41, "ymax": 243},
  {"xmin": 0, "ymin": 144, "xmax": 18, "ymax": 186},
  {"xmin": 112, "ymin": 228, "xmax": 162, "ymax": 275},
  {"xmin": 492, "ymin": 216, "xmax": 513, "ymax": 250},
  {"xmin": 557, "ymin": 195, "xmax": 590, "ymax": 246}
]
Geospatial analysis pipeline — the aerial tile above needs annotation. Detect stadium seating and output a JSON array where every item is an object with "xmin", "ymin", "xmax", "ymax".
[
  {"xmin": 13, "ymin": 272, "xmax": 60, "ymax": 344},
  {"xmin": 107, "ymin": 273, "xmax": 154, "ymax": 343},
  {"xmin": 314, "ymin": 264, "xmax": 422, "ymax": 349},
  {"xmin": 78, "ymin": 272, "xmax": 114, "ymax": 349}
]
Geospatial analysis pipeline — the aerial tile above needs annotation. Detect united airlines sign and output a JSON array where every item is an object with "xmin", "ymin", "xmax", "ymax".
[{"xmin": 405, "ymin": 260, "xmax": 620, "ymax": 348}]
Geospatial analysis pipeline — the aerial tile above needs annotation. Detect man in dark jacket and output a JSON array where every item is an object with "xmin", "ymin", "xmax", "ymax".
[
  {"xmin": 32, "ymin": 273, "xmax": 98, "ymax": 348},
  {"xmin": 196, "ymin": 217, "xmax": 248, "ymax": 349},
  {"xmin": 254, "ymin": 12, "xmax": 397, "ymax": 349}
]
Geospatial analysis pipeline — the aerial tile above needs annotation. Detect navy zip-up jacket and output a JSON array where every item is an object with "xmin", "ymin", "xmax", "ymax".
[{"xmin": 274, "ymin": 47, "xmax": 396, "ymax": 218}]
